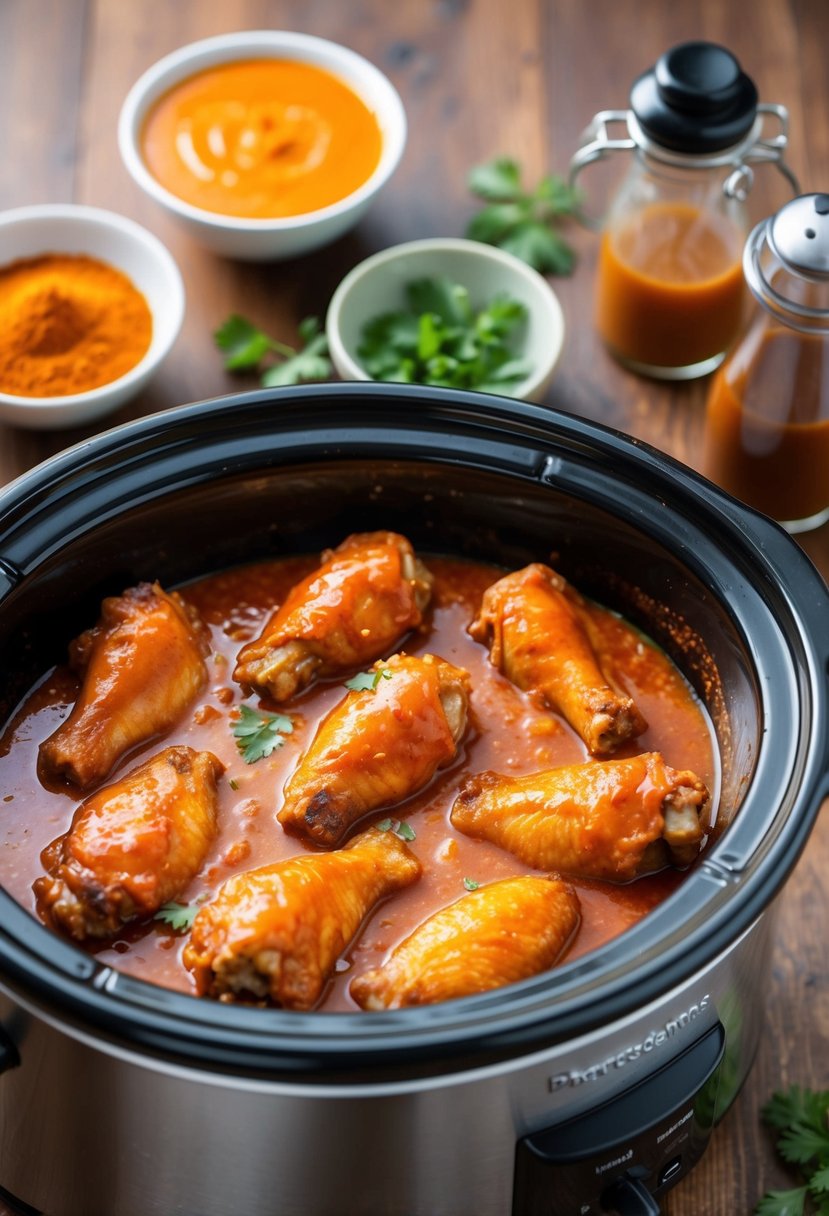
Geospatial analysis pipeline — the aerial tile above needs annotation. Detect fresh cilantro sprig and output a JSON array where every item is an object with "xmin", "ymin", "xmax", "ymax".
[
  {"xmin": 215, "ymin": 314, "xmax": 332, "ymax": 386},
  {"xmin": 345, "ymin": 668, "xmax": 393, "ymax": 692},
  {"xmin": 755, "ymin": 1086, "xmax": 829, "ymax": 1215},
  {"xmin": 232, "ymin": 703, "xmax": 294, "ymax": 764},
  {"xmin": 154, "ymin": 900, "xmax": 202, "ymax": 931},
  {"xmin": 357, "ymin": 276, "xmax": 531, "ymax": 392},
  {"xmin": 376, "ymin": 818, "xmax": 416, "ymax": 842},
  {"xmin": 465, "ymin": 156, "xmax": 580, "ymax": 275}
]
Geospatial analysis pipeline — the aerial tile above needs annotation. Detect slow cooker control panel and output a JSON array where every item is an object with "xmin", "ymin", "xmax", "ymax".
[{"xmin": 512, "ymin": 1022, "xmax": 725, "ymax": 1215}]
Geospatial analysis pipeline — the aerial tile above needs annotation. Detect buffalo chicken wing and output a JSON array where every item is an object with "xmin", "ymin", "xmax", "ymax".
[
  {"xmin": 470, "ymin": 563, "xmax": 646, "ymax": 755},
  {"xmin": 39, "ymin": 582, "xmax": 209, "ymax": 790},
  {"xmin": 183, "ymin": 826, "xmax": 421, "ymax": 1008},
  {"xmin": 351, "ymin": 874, "xmax": 580, "ymax": 1009},
  {"xmin": 278, "ymin": 652, "xmax": 470, "ymax": 846},
  {"xmin": 233, "ymin": 531, "xmax": 433, "ymax": 701},
  {"xmin": 35, "ymin": 746, "xmax": 223, "ymax": 940},
  {"xmin": 451, "ymin": 752, "xmax": 707, "ymax": 881}
]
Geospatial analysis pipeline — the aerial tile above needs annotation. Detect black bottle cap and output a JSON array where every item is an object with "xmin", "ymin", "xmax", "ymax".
[{"xmin": 630, "ymin": 41, "xmax": 759, "ymax": 154}]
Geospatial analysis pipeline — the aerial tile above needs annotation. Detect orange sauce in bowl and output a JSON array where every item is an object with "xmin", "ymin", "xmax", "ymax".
[
  {"xmin": 140, "ymin": 59, "xmax": 383, "ymax": 219},
  {"xmin": 596, "ymin": 202, "xmax": 745, "ymax": 370}
]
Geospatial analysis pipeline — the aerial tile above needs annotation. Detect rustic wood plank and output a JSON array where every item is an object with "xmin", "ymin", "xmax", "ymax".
[{"xmin": 0, "ymin": 3, "xmax": 827, "ymax": 1212}]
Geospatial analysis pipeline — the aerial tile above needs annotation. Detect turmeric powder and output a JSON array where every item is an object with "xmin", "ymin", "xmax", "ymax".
[{"xmin": 0, "ymin": 253, "xmax": 152, "ymax": 397}]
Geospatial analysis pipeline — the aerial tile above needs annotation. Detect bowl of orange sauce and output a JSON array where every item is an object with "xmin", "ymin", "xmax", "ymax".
[{"xmin": 118, "ymin": 31, "xmax": 407, "ymax": 260}]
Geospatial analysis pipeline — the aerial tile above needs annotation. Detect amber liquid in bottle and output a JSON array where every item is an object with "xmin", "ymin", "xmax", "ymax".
[
  {"xmin": 703, "ymin": 327, "xmax": 829, "ymax": 526},
  {"xmin": 596, "ymin": 202, "xmax": 746, "ymax": 375}
]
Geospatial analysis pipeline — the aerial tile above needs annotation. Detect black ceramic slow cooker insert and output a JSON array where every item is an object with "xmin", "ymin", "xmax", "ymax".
[{"xmin": 0, "ymin": 385, "xmax": 826, "ymax": 1216}]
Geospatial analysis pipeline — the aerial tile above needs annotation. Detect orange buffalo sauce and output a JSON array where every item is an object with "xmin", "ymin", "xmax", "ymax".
[
  {"xmin": 596, "ymin": 202, "xmax": 745, "ymax": 372},
  {"xmin": 140, "ymin": 59, "xmax": 383, "ymax": 219},
  {"xmin": 0, "ymin": 557, "xmax": 715, "ymax": 1012},
  {"xmin": 703, "ymin": 328, "xmax": 829, "ymax": 524}
]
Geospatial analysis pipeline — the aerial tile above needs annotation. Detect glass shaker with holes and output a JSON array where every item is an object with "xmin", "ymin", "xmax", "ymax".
[
  {"xmin": 702, "ymin": 193, "xmax": 829, "ymax": 533},
  {"xmin": 569, "ymin": 41, "xmax": 799, "ymax": 379}
]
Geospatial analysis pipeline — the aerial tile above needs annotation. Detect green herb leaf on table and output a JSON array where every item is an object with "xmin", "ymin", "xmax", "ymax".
[
  {"xmin": 755, "ymin": 1086, "xmax": 829, "ymax": 1215},
  {"xmin": 154, "ymin": 901, "xmax": 201, "ymax": 932},
  {"xmin": 345, "ymin": 668, "xmax": 393, "ymax": 692},
  {"xmin": 232, "ymin": 703, "xmax": 294, "ymax": 764},
  {"xmin": 755, "ymin": 1189, "xmax": 809, "ymax": 1216},
  {"xmin": 466, "ymin": 156, "xmax": 579, "ymax": 274},
  {"xmin": 468, "ymin": 156, "xmax": 523, "ymax": 202},
  {"xmin": 215, "ymin": 314, "xmax": 332, "ymax": 386},
  {"xmin": 357, "ymin": 276, "xmax": 531, "ymax": 392}
]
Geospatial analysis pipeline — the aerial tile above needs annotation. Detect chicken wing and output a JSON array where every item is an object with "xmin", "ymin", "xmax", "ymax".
[
  {"xmin": 39, "ymin": 581, "xmax": 209, "ymax": 790},
  {"xmin": 183, "ymin": 826, "xmax": 421, "ymax": 1008},
  {"xmin": 451, "ymin": 752, "xmax": 707, "ymax": 881},
  {"xmin": 469, "ymin": 563, "xmax": 646, "ymax": 755},
  {"xmin": 34, "ymin": 746, "xmax": 223, "ymax": 941},
  {"xmin": 278, "ymin": 652, "xmax": 470, "ymax": 846},
  {"xmin": 351, "ymin": 874, "xmax": 580, "ymax": 1010},
  {"xmin": 233, "ymin": 531, "xmax": 433, "ymax": 701}
]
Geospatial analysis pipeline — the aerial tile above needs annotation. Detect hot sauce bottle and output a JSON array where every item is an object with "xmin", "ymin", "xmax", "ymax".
[
  {"xmin": 702, "ymin": 194, "xmax": 829, "ymax": 533},
  {"xmin": 570, "ymin": 42, "xmax": 798, "ymax": 379}
]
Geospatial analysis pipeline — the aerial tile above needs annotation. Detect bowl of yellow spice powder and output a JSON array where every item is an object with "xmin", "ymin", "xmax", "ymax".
[{"xmin": 0, "ymin": 204, "xmax": 184, "ymax": 429}]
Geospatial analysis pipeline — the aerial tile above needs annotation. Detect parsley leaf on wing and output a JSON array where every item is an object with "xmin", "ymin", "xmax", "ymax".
[
  {"xmin": 466, "ymin": 156, "xmax": 579, "ymax": 274},
  {"xmin": 232, "ymin": 703, "xmax": 294, "ymax": 764},
  {"xmin": 345, "ymin": 668, "xmax": 393, "ymax": 692},
  {"xmin": 356, "ymin": 276, "xmax": 532, "ymax": 392},
  {"xmin": 215, "ymin": 314, "xmax": 332, "ymax": 386},
  {"xmin": 755, "ymin": 1086, "xmax": 829, "ymax": 1215}
]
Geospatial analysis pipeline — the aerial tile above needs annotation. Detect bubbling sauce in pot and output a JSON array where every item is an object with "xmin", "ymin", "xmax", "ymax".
[{"xmin": 0, "ymin": 556, "xmax": 716, "ymax": 1012}]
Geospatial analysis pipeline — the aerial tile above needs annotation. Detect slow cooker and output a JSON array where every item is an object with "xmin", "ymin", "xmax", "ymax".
[{"xmin": 0, "ymin": 385, "xmax": 826, "ymax": 1216}]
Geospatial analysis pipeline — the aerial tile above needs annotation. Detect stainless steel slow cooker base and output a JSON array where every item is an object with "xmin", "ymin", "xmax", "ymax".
[
  {"xmin": 1, "ymin": 386, "xmax": 826, "ymax": 1216},
  {"xmin": 0, "ymin": 912, "xmax": 772, "ymax": 1216}
]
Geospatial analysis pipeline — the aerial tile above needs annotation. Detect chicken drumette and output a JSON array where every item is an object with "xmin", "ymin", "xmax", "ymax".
[
  {"xmin": 233, "ymin": 531, "xmax": 433, "ymax": 702},
  {"xmin": 183, "ymin": 826, "xmax": 421, "ymax": 1009},
  {"xmin": 351, "ymin": 874, "xmax": 580, "ymax": 1009},
  {"xmin": 35, "ymin": 746, "xmax": 223, "ymax": 941},
  {"xmin": 470, "ymin": 563, "xmax": 646, "ymax": 755},
  {"xmin": 278, "ymin": 652, "xmax": 470, "ymax": 846},
  {"xmin": 39, "ymin": 582, "xmax": 209, "ymax": 790},
  {"xmin": 451, "ymin": 752, "xmax": 707, "ymax": 881}
]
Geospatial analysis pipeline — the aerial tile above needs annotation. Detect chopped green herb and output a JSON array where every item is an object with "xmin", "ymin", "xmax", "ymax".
[
  {"xmin": 154, "ymin": 901, "xmax": 201, "ymax": 932},
  {"xmin": 375, "ymin": 817, "xmax": 416, "ymax": 841},
  {"xmin": 229, "ymin": 778, "xmax": 239, "ymax": 791},
  {"xmin": 466, "ymin": 156, "xmax": 579, "ymax": 275},
  {"xmin": 357, "ymin": 276, "xmax": 531, "ymax": 392},
  {"xmin": 232, "ymin": 703, "xmax": 293, "ymax": 764},
  {"xmin": 345, "ymin": 668, "xmax": 393, "ymax": 692},
  {"xmin": 215, "ymin": 314, "xmax": 332, "ymax": 386},
  {"xmin": 463, "ymin": 877, "xmax": 480, "ymax": 891},
  {"xmin": 755, "ymin": 1086, "xmax": 829, "ymax": 1214}
]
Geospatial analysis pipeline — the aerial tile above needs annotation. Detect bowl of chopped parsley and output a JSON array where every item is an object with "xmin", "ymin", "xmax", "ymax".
[{"xmin": 325, "ymin": 237, "xmax": 564, "ymax": 401}]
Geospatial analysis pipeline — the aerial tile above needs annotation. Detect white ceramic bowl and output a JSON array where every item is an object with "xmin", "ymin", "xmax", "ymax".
[
  {"xmin": 0, "ymin": 204, "xmax": 184, "ymax": 430},
  {"xmin": 325, "ymin": 238, "xmax": 565, "ymax": 401},
  {"xmin": 118, "ymin": 31, "xmax": 407, "ymax": 261}
]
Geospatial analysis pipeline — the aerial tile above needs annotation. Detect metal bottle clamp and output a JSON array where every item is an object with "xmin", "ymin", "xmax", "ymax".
[{"xmin": 569, "ymin": 105, "xmax": 800, "ymax": 229}]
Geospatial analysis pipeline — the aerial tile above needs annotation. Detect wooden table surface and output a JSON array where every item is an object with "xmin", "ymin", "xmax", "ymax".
[{"xmin": 1, "ymin": 2, "xmax": 827, "ymax": 1213}]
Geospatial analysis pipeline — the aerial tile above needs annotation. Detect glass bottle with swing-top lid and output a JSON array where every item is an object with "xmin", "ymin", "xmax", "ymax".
[{"xmin": 569, "ymin": 41, "xmax": 799, "ymax": 380}]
